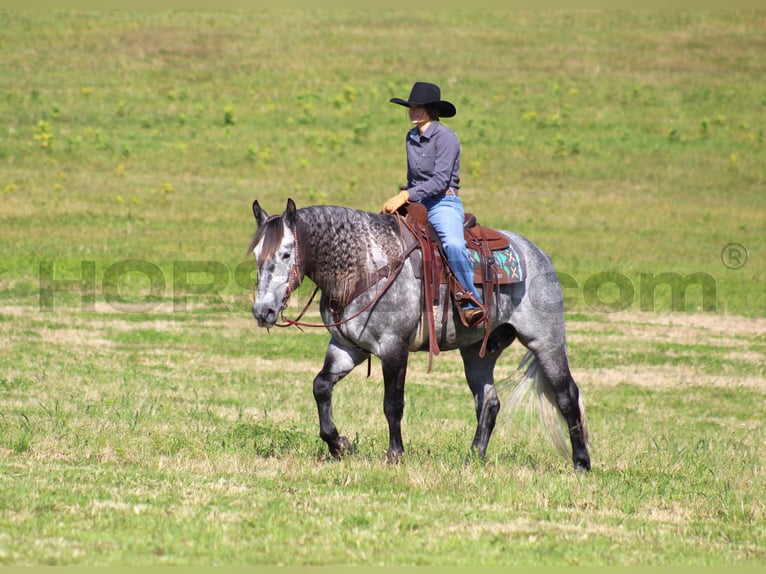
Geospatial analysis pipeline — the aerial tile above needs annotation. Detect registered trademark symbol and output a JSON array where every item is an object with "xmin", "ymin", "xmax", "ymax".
[{"xmin": 721, "ymin": 243, "xmax": 748, "ymax": 270}]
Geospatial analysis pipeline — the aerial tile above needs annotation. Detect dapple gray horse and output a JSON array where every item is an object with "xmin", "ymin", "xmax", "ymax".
[{"xmin": 249, "ymin": 198, "xmax": 590, "ymax": 472}]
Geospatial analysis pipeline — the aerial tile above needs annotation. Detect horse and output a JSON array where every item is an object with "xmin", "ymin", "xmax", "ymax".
[{"xmin": 248, "ymin": 198, "xmax": 590, "ymax": 472}]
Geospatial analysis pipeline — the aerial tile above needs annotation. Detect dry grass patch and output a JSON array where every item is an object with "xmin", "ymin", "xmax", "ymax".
[
  {"xmin": 582, "ymin": 365, "xmax": 764, "ymax": 392},
  {"xmin": 566, "ymin": 311, "xmax": 765, "ymax": 392},
  {"xmin": 582, "ymin": 311, "xmax": 766, "ymax": 338}
]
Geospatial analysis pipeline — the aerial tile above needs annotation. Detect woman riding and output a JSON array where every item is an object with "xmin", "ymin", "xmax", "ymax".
[{"xmin": 382, "ymin": 81, "xmax": 485, "ymax": 327}]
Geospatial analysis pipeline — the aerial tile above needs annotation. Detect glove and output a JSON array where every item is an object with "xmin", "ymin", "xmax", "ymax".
[{"xmin": 382, "ymin": 190, "xmax": 410, "ymax": 214}]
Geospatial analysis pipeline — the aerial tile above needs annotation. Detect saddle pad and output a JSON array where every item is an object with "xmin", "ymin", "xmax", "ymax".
[{"xmin": 468, "ymin": 239, "xmax": 526, "ymax": 285}]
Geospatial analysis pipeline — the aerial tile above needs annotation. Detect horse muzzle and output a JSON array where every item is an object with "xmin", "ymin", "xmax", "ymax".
[{"xmin": 252, "ymin": 296, "xmax": 281, "ymax": 328}]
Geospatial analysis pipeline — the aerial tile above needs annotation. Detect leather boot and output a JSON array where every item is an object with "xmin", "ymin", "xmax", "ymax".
[{"xmin": 461, "ymin": 306, "xmax": 485, "ymax": 327}]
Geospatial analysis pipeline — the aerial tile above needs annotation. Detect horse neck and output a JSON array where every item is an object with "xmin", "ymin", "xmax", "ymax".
[{"xmin": 296, "ymin": 207, "xmax": 402, "ymax": 300}]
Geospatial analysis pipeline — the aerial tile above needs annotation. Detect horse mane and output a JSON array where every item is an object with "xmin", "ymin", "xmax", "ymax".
[
  {"xmin": 296, "ymin": 206, "xmax": 402, "ymax": 262},
  {"xmin": 248, "ymin": 205, "xmax": 402, "ymax": 294},
  {"xmin": 294, "ymin": 206, "xmax": 402, "ymax": 307}
]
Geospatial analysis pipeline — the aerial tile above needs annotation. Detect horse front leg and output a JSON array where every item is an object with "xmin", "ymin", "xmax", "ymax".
[
  {"xmin": 381, "ymin": 348, "xmax": 409, "ymax": 464},
  {"xmin": 313, "ymin": 339, "xmax": 369, "ymax": 459}
]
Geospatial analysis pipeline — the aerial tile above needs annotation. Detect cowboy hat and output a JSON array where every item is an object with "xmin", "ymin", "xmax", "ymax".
[{"xmin": 389, "ymin": 82, "xmax": 456, "ymax": 118}]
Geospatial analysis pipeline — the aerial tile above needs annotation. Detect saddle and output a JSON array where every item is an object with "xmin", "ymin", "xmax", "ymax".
[{"xmin": 397, "ymin": 202, "xmax": 526, "ymax": 367}]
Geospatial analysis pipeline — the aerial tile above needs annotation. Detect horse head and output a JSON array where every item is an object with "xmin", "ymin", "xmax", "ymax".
[{"xmin": 249, "ymin": 198, "xmax": 303, "ymax": 328}]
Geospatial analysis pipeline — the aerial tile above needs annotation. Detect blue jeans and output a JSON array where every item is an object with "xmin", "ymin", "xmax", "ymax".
[{"xmin": 421, "ymin": 194, "xmax": 483, "ymax": 307}]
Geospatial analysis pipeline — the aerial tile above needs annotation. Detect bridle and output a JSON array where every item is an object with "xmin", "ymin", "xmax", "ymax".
[
  {"xmin": 283, "ymin": 220, "xmax": 303, "ymax": 306},
  {"xmin": 252, "ymin": 215, "xmax": 303, "ymax": 313}
]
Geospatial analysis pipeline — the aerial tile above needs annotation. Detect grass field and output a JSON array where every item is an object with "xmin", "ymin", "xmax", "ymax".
[{"xmin": 1, "ymin": 10, "xmax": 764, "ymax": 566}]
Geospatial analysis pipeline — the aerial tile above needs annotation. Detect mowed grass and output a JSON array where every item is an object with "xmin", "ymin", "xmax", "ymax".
[
  {"xmin": 1, "ymin": 306, "xmax": 764, "ymax": 565},
  {"xmin": 0, "ymin": 10, "xmax": 764, "ymax": 566}
]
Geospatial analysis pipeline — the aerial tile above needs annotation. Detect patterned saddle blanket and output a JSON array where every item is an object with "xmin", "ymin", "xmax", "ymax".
[{"xmin": 465, "ymin": 223, "xmax": 526, "ymax": 286}]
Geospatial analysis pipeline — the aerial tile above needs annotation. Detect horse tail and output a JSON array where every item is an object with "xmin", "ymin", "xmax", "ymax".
[{"xmin": 506, "ymin": 350, "xmax": 588, "ymax": 460}]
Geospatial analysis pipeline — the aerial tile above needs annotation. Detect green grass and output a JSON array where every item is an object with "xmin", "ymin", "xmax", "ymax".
[
  {"xmin": 0, "ymin": 10, "xmax": 764, "ymax": 566},
  {"xmin": 1, "ymin": 10, "xmax": 764, "ymax": 314},
  {"xmin": 1, "ymin": 306, "xmax": 763, "ymax": 565}
]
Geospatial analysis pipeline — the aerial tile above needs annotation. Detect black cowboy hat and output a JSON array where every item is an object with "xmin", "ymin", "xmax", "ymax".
[{"xmin": 390, "ymin": 82, "xmax": 456, "ymax": 118}]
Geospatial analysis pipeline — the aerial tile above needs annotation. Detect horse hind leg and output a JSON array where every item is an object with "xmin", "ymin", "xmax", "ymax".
[
  {"xmin": 313, "ymin": 339, "xmax": 369, "ymax": 458},
  {"xmin": 460, "ymin": 327, "xmax": 515, "ymax": 458},
  {"xmin": 521, "ymin": 345, "xmax": 591, "ymax": 472}
]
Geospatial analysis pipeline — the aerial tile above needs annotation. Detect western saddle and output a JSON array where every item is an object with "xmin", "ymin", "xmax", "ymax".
[{"xmin": 397, "ymin": 202, "xmax": 515, "ymax": 367}]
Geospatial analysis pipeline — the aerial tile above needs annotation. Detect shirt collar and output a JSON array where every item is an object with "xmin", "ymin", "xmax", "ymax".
[
  {"xmin": 421, "ymin": 122, "xmax": 439, "ymax": 139},
  {"xmin": 408, "ymin": 122, "xmax": 439, "ymax": 142}
]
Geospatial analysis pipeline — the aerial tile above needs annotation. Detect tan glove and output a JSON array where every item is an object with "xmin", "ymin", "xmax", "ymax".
[{"xmin": 382, "ymin": 190, "xmax": 410, "ymax": 214}]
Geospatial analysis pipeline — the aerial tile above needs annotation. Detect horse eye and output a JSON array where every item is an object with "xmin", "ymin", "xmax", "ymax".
[{"xmin": 281, "ymin": 252, "xmax": 291, "ymax": 261}]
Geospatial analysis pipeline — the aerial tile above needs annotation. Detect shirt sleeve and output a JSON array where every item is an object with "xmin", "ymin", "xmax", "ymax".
[{"xmin": 407, "ymin": 125, "xmax": 461, "ymax": 203}]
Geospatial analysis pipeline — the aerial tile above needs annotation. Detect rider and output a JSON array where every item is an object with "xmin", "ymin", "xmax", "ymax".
[{"xmin": 382, "ymin": 81, "xmax": 485, "ymax": 327}]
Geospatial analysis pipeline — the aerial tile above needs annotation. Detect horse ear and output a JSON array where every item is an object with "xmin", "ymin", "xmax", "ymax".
[
  {"xmin": 253, "ymin": 200, "xmax": 269, "ymax": 228},
  {"xmin": 284, "ymin": 198, "xmax": 297, "ymax": 227}
]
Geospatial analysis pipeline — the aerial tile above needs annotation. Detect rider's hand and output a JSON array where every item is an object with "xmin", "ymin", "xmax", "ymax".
[{"xmin": 382, "ymin": 190, "xmax": 410, "ymax": 214}]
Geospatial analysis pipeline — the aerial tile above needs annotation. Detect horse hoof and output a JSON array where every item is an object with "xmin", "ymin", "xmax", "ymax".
[
  {"xmin": 464, "ymin": 451, "xmax": 485, "ymax": 466},
  {"xmin": 386, "ymin": 450, "xmax": 403, "ymax": 465},
  {"xmin": 330, "ymin": 436, "xmax": 355, "ymax": 458},
  {"xmin": 574, "ymin": 459, "xmax": 591, "ymax": 473}
]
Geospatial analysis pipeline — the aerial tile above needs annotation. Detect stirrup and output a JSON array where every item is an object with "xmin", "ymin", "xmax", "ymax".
[
  {"xmin": 455, "ymin": 292, "xmax": 486, "ymax": 327},
  {"xmin": 460, "ymin": 306, "xmax": 486, "ymax": 328}
]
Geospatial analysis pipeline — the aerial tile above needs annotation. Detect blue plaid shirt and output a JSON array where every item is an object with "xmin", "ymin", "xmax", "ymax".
[{"xmin": 404, "ymin": 122, "xmax": 461, "ymax": 203}]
